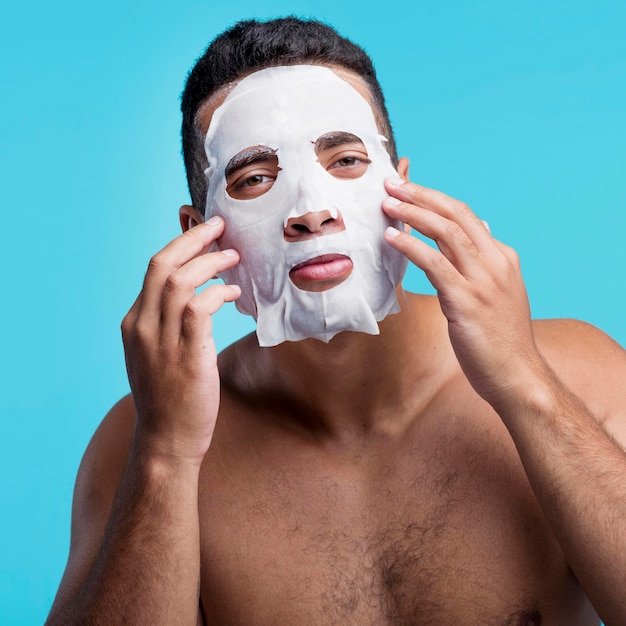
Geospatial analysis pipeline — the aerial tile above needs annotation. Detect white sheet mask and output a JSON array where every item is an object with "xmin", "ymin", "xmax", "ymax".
[{"xmin": 203, "ymin": 65, "xmax": 407, "ymax": 346}]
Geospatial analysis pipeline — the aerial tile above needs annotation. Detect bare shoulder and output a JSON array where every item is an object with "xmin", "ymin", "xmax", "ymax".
[
  {"xmin": 533, "ymin": 318, "xmax": 624, "ymax": 362},
  {"xmin": 532, "ymin": 318, "xmax": 626, "ymax": 439},
  {"xmin": 49, "ymin": 395, "xmax": 136, "ymax": 616},
  {"xmin": 72, "ymin": 394, "xmax": 136, "ymax": 527}
]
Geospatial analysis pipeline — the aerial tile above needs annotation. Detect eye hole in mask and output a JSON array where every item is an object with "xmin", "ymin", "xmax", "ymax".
[
  {"xmin": 225, "ymin": 145, "xmax": 280, "ymax": 200},
  {"xmin": 313, "ymin": 131, "xmax": 372, "ymax": 180}
]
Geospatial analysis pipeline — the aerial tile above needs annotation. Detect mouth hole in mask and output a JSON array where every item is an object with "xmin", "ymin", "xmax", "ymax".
[{"xmin": 289, "ymin": 253, "xmax": 354, "ymax": 292}]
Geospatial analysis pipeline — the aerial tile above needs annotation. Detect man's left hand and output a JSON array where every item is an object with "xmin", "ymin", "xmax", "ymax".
[{"xmin": 382, "ymin": 176, "xmax": 547, "ymax": 407}]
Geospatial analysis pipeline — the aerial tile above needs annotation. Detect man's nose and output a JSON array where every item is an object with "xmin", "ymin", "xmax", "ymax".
[
  {"xmin": 283, "ymin": 209, "xmax": 346, "ymax": 241},
  {"xmin": 283, "ymin": 175, "xmax": 347, "ymax": 241}
]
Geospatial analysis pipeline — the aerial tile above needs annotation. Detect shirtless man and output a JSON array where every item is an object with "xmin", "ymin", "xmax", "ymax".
[{"xmin": 47, "ymin": 17, "xmax": 626, "ymax": 625}]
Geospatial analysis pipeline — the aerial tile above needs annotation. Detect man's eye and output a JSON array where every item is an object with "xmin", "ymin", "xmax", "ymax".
[
  {"xmin": 242, "ymin": 174, "xmax": 271, "ymax": 187},
  {"xmin": 325, "ymin": 152, "xmax": 371, "ymax": 179},
  {"xmin": 327, "ymin": 153, "xmax": 372, "ymax": 170},
  {"xmin": 336, "ymin": 157, "xmax": 358, "ymax": 167},
  {"xmin": 330, "ymin": 156, "xmax": 364, "ymax": 168},
  {"xmin": 227, "ymin": 170, "xmax": 277, "ymax": 200}
]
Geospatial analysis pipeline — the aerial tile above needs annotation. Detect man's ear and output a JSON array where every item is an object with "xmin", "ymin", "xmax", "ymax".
[
  {"xmin": 179, "ymin": 204, "xmax": 205, "ymax": 233},
  {"xmin": 397, "ymin": 157, "xmax": 410, "ymax": 181}
]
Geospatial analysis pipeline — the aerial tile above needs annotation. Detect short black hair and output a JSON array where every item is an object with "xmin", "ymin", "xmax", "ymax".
[{"xmin": 181, "ymin": 16, "xmax": 398, "ymax": 211}]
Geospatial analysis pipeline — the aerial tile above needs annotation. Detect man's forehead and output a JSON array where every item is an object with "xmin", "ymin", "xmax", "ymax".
[
  {"xmin": 195, "ymin": 64, "xmax": 376, "ymax": 137},
  {"xmin": 196, "ymin": 82, "xmax": 238, "ymax": 135}
]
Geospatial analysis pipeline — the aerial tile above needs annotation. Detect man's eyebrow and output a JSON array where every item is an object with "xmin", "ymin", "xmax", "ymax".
[
  {"xmin": 313, "ymin": 132, "xmax": 365, "ymax": 154},
  {"xmin": 225, "ymin": 145, "xmax": 278, "ymax": 179}
]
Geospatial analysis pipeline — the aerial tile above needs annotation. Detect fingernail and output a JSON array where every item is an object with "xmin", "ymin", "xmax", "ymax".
[
  {"xmin": 385, "ymin": 196, "xmax": 402, "ymax": 207},
  {"xmin": 206, "ymin": 215, "xmax": 222, "ymax": 226},
  {"xmin": 221, "ymin": 248, "xmax": 238, "ymax": 257},
  {"xmin": 386, "ymin": 176, "xmax": 405, "ymax": 188},
  {"xmin": 385, "ymin": 226, "xmax": 401, "ymax": 238}
]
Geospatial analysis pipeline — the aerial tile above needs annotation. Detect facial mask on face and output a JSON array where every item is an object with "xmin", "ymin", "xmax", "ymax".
[{"xmin": 204, "ymin": 65, "xmax": 407, "ymax": 347}]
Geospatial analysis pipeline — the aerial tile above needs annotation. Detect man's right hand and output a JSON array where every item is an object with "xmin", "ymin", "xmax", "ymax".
[{"xmin": 121, "ymin": 215, "xmax": 240, "ymax": 466}]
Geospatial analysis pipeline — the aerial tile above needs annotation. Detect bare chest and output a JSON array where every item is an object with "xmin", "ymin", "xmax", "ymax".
[{"xmin": 197, "ymin": 418, "xmax": 597, "ymax": 625}]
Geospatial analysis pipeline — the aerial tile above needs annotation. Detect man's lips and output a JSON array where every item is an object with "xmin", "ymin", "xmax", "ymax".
[{"xmin": 289, "ymin": 254, "xmax": 353, "ymax": 292}]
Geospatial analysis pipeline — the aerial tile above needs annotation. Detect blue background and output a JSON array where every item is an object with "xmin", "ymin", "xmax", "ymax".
[{"xmin": 1, "ymin": 1, "xmax": 624, "ymax": 623}]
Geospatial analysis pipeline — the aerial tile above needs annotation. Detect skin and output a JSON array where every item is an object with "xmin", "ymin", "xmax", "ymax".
[{"xmin": 46, "ymin": 67, "xmax": 626, "ymax": 625}]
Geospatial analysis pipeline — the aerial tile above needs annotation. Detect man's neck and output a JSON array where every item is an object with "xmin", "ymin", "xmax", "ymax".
[{"xmin": 229, "ymin": 291, "xmax": 457, "ymax": 441}]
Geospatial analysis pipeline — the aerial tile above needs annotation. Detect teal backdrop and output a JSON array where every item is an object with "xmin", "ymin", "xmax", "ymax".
[{"xmin": 1, "ymin": 1, "xmax": 624, "ymax": 623}]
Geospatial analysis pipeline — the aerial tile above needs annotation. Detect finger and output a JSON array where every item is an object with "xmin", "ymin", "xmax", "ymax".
[
  {"xmin": 383, "ymin": 197, "xmax": 479, "ymax": 275},
  {"xmin": 180, "ymin": 283, "xmax": 242, "ymax": 348},
  {"xmin": 161, "ymin": 249, "xmax": 240, "ymax": 340},
  {"xmin": 385, "ymin": 177, "xmax": 494, "ymax": 253},
  {"xmin": 121, "ymin": 292, "xmax": 142, "ymax": 344},
  {"xmin": 161, "ymin": 249, "xmax": 239, "ymax": 308},
  {"xmin": 140, "ymin": 217, "xmax": 226, "ymax": 316},
  {"xmin": 384, "ymin": 225, "xmax": 465, "ymax": 293}
]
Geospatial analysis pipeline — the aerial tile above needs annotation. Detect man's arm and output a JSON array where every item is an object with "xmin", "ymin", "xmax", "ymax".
[
  {"xmin": 46, "ymin": 217, "xmax": 240, "ymax": 625},
  {"xmin": 494, "ymin": 321, "xmax": 626, "ymax": 622},
  {"xmin": 382, "ymin": 176, "xmax": 626, "ymax": 625}
]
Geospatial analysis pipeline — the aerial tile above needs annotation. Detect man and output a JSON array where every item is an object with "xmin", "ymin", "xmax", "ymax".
[{"xmin": 47, "ymin": 17, "xmax": 626, "ymax": 625}]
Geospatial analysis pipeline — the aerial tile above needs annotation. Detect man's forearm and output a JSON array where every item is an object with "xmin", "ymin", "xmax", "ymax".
[
  {"xmin": 47, "ymin": 446, "xmax": 202, "ymax": 626},
  {"xmin": 496, "ymin": 366, "xmax": 626, "ymax": 624},
  {"xmin": 46, "ymin": 217, "xmax": 238, "ymax": 625}
]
